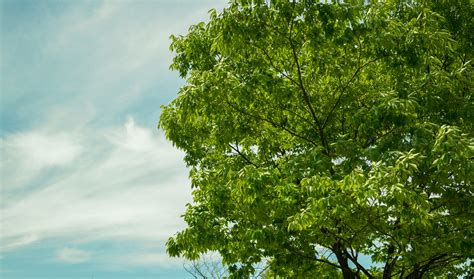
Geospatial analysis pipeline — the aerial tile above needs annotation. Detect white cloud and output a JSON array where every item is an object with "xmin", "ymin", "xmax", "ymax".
[
  {"xmin": 0, "ymin": 234, "xmax": 38, "ymax": 251},
  {"xmin": 56, "ymin": 247, "xmax": 92, "ymax": 264},
  {"xmin": 0, "ymin": 118, "xmax": 190, "ymax": 261},
  {"xmin": 45, "ymin": 0, "xmax": 225, "ymax": 98},
  {"xmin": 10, "ymin": 132, "xmax": 81, "ymax": 167},
  {"xmin": 0, "ymin": 130, "xmax": 82, "ymax": 189},
  {"xmin": 108, "ymin": 117, "xmax": 156, "ymax": 151},
  {"xmin": 0, "ymin": 0, "xmax": 229, "ymax": 270}
]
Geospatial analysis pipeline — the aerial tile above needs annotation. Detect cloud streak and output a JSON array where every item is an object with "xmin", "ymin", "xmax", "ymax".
[
  {"xmin": 1, "ymin": 118, "xmax": 190, "ymax": 257},
  {"xmin": 56, "ymin": 247, "xmax": 92, "ymax": 264},
  {"xmin": 1, "ymin": 130, "xmax": 82, "ymax": 190},
  {"xmin": 1, "ymin": 0, "xmax": 226, "ymax": 134},
  {"xmin": 0, "ymin": 0, "xmax": 229, "ymax": 274}
]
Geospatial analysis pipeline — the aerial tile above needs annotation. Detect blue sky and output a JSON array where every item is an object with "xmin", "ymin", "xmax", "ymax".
[{"xmin": 0, "ymin": 0, "xmax": 226, "ymax": 278}]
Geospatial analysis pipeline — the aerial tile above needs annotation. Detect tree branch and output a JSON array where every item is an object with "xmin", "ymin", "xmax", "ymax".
[
  {"xmin": 284, "ymin": 244, "xmax": 342, "ymax": 270},
  {"xmin": 224, "ymin": 100, "xmax": 321, "ymax": 148},
  {"xmin": 331, "ymin": 243, "xmax": 355, "ymax": 279},
  {"xmin": 363, "ymin": 125, "xmax": 397, "ymax": 147},
  {"xmin": 322, "ymin": 55, "xmax": 387, "ymax": 129},
  {"xmin": 227, "ymin": 143, "xmax": 260, "ymax": 168},
  {"xmin": 287, "ymin": 19, "xmax": 333, "ymax": 158},
  {"xmin": 288, "ymin": 20, "xmax": 321, "ymax": 130},
  {"xmin": 344, "ymin": 249, "xmax": 374, "ymax": 279},
  {"xmin": 225, "ymin": 51, "xmax": 317, "ymax": 130}
]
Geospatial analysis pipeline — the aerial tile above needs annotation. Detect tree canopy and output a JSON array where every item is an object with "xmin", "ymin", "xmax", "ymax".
[{"xmin": 159, "ymin": 0, "xmax": 473, "ymax": 278}]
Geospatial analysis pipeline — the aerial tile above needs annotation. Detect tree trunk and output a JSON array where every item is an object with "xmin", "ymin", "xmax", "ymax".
[{"xmin": 333, "ymin": 243, "xmax": 356, "ymax": 279}]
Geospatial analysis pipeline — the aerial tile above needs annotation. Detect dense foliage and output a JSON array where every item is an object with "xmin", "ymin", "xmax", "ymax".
[{"xmin": 159, "ymin": 0, "xmax": 473, "ymax": 278}]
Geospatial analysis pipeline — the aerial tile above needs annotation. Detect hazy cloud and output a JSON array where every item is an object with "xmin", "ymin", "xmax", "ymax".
[
  {"xmin": 56, "ymin": 247, "xmax": 92, "ymax": 264},
  {"xmin": 1, "ymin": 118, "xmax": 190, "ymax": 258},
  {"xmin": 0, "ymin": 0, "xmax": 228, "ymax": 274},
  {"xmin": 0, "ymin": 130, "xmax": 82, "ymax": 190}
]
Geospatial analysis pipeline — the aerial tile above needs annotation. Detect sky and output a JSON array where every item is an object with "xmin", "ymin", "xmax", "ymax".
[{"xmin": 0, "ymin": 0, "xmax": 226, "ymax": 278}]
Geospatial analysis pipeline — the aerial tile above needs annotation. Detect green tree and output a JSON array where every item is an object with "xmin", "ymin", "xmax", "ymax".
[{"xmin": 159, "ymin": 0, "xmax": 473, "ymax": 278}]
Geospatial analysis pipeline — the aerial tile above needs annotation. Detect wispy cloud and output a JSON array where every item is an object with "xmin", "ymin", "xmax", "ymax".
[
  {"xmin": 1, "ymin": 118, "xmax": 190, "ymax": 259},
  {"xmin": 1, "ymin": 0, "xmax": 226, "ymax": 134},
  {"xmin": 0, "ymin": 0, "xmax": 228, "ymax": 274},
  {"xmin": 0, "ymin": 234, "xmax": 39, "ymax": 252},
  {"xmin": 56, "ymin": 247, "xmax": 92, "ymax": 264},
  {"xmin": 1, "ymin": 130, "xmax": 82, "ymax": 190}
]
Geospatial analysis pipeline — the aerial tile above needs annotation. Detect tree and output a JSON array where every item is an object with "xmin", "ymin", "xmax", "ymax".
[
  {"xmin": 183, "ymin": 253, "xmax": 268, "ymax": 279},
  {"xmin": 159, "ymin": 0, "xmax": 473, "ymax": 278},
  {"xmin": 183, "ymin": 254, "xmax": 229, "ymax": 279}
]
